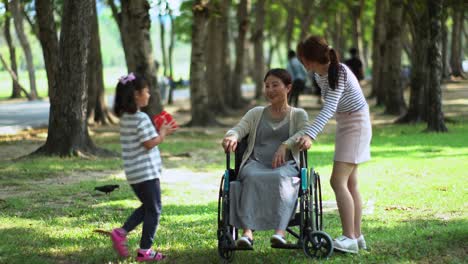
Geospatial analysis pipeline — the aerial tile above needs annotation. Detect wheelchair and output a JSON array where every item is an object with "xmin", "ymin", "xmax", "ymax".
[{"xmin": 217, "ymin": 137, "xmax": 334, "ymax": 262}]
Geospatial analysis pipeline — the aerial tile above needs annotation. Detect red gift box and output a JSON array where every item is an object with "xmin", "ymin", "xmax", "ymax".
[{"xmin": 152, "ymin": 110, "xmax": 178, "ymax": 131}]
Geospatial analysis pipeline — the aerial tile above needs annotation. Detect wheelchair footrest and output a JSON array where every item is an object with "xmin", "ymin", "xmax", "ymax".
[{"xmin": 271, "ymin": 243, "xmax": 301, "ymax": 249}]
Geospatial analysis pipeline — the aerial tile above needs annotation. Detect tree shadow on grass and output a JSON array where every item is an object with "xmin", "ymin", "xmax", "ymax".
[
  {"xmin": 357, "ymin": 218, "xmax": 468, "ymax": 263},
  {"xmin": 2, "ymin": 199, "xmax": 466, "ymax": 263}
]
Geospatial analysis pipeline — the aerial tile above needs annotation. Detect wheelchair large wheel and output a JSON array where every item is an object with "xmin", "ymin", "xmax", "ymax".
[
  {"xmin": 218, "ymin": 230, "xmax": 235, "ymax": 262},
  {"xmin": 311, "ymin": 170, "xmax": 324, "ymax": 231},
  {"xmin": 217, "ymin": 176, "xmax": 236, "ymax": 262},
  {"xmin": 303, "ymin": 231, "xmax": 333, "ymax": 259}
]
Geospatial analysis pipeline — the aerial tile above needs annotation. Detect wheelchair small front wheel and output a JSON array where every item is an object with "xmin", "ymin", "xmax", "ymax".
[
  {"xmin": 303, "ymin": 231, "xmax": 333, "ymax": 259},
  {"xmin": 218, "ymin": 233, "xmax": 235, "ymax": 262}
]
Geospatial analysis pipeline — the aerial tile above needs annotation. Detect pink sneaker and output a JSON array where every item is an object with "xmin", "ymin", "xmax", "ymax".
[
  {"xmin": 110, "ymin": 228, "xmax": 129, "ymax": 257},
  {"xmin": 136, "ymin": 249, "xmax": 166, "ymax": 262}
]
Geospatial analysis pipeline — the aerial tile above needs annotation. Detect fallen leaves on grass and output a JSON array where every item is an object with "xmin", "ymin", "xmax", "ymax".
[{"xmin": 384, "ymin": 206, "xmax": 414, "ymax": 211}]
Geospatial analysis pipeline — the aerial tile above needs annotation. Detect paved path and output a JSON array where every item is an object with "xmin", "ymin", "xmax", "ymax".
[{"xmin": 0, "ymin": 100, "xmax": 50, "ymax": 134}]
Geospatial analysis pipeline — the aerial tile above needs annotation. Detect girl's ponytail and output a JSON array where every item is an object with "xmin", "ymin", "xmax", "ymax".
[
  {"xmin": 328, "ymin": 48, "xmax": 342, "ymax": 90},
  {"xmin": 297, "ymin": 36, "xmax": 346, "ymax": 90}
]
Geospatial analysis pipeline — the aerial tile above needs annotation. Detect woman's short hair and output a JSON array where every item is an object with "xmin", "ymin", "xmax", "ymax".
[{"xmin": 264, "ymin": 68, "xmax": 292, "ymax": 86}]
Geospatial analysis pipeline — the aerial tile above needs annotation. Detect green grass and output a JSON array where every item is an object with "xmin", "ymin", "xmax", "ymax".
[{"xmin": 0, "ymin": 120, "xmax": 467, "ymax": 263}]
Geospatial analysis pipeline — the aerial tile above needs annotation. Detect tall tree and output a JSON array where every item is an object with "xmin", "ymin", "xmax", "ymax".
[
  {"xmin": 11, "ymin": 0, "xmax": 37, "ymax": 99},
  {"xmin": 348, "ymin": 0, "xmax": 366, "ymax": 71},
  {"xmin": 34, "ymin": 0, "xmax": 109, "ymax": 157},
  {"xmin": 120, "ymin": 0, "xmax": 163, "ymax": 116},
  {"xmin": 298, "ymin": 0, "xmax": 314, "ymax": 40},
  {"xmin": 397, "ymin": 1, "xmax": 429, "ymax": 123},
  {"xmin": 441, "ymin": 6, "xmax": 451, "ymax": 80},
  {"xmin": 35, "ymin": 0, "xmax": 59, "ymax": 100},
  {"xmin": 283, "ymin": 1, "xmax": 296, "ymax": 52},
  {"xmin": 252, "ymin": 0, "xmax": 266, "ymax": 99},
  {"xmin": 449, "ymin": 3, "xmax": 465, "ymax": 78},
  {"xmin": 2, "ymin": 0, "xmax": 21, "ymax": 98},
  {"xmin": 228, "ymin": 0, "xmax": 249, "ymax": 109},
  {"xmin": 87, "ymin": 0, "xmax": 115, "ymax": 125},
  {"xmin": 0, "ymin": 53, "xmax": 32, "ymax": 99},
  {"xmin": 382, "ymin": 0, "xmax": 406, "ymax": 115},
  {"xmin": 426, "ymin": 0, "xmax": 447, "ymax": 132},
  {"xmin": 370, "ymin": 0, "xmax": 387, "ymax": 104},
  {"xmin": 220, "ymin": 0, "xmax": 232, "ymax": 108},
  {"xmin": 158, "ymin": 1, "xmax": 169, "ymax": 77},
  {"xmin": 107, "ymin": 0, "xmax": 131, "ymax": 69},
  {"xmin": 205, "ymin": 0, "xmax": 230, "ymax": 114},
  {"xmin": 166, "ymin": 6, "xmax": 176, "ymax": 104},
  {"xmin": 189, "ymin": 0, "xmax": 218, "ymax": 126}
]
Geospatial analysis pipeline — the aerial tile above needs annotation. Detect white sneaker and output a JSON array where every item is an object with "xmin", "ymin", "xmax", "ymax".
[
  {"xmin": 357, "ymin": 234, "xmax": 367, "ymax": 250},
  {"xmin": 333, "ymin": 235, "xmax": 358, "ymax": 254}
]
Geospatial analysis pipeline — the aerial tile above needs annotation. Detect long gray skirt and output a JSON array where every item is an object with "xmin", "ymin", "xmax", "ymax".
[{"xmin": 229, "ymin": 159, "xmax": 300, "ymax": 231}]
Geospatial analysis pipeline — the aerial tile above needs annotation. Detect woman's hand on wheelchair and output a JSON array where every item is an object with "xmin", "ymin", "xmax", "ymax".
[
  {"xmin": 222, "ymin": 136, "xmax": 238, "ymax": 153},
  {"xmin": 272, "ymin": 144, "xmax": 288, "ymax": 168},
  {"xmin": 297, "ymin": 135, "xmax": 313, "ymax": 151}
]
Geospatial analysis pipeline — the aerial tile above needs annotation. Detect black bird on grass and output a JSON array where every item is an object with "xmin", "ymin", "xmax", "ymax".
[{"xmin": 94, "ymin": 184, "xmax": 120, "ymax": 194}]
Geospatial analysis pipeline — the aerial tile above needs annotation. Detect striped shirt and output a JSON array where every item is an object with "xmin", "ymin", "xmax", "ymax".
[
  {"xmin": 120, "ymin": 111, "xmax": 162, "ymax": 184},
  {"xmin": 305, "ymin": 63, "xmax": 367, "ymax": 139}
]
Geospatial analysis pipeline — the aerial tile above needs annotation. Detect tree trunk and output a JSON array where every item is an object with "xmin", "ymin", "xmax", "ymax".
[
  {"xmin": 35, "ymin": 0, "xmax": 59, "ymax": 100},
  {"xmin": 299, "ymin": 0, "xmax": 314, "ymax": 41},
  {"xmin": 11, "ymin": 0, "xmax": 38, "ymax": 99},
  {"xmin": 426, "ymin": 0, "xmax": 447, "ymax": 132},
  {"xmin": 221, "ymin": 0, "xmax": 232, "ymax": 109},
  {"xmin": 107, "ymin": 0, "xmax": 132, "ymax": 71},
  {"xmin": 349, "ymin": 0, "xmax": 367, "ymax": 72},
  {"xmin": 34, "ymin": 0, "xmax": 111, "ymax": 157},
  {"xmin": 159, "ymin": 14, "xmax": 168, "ymax": 77},
  {"xmin": 0, "ymin": 54, "xmax": 32, "ymax": 100},
  {"xmin": 87, "ymin": 0, "xmax": 115, "ymax": 125},
  {"xmin": 284, "ymin": 2, "xmax": 295, "ymax": 51},
  {"xmin": 266, "ymin": 32, "xmax": 279, "ymax": 69},
  {"xmin": 397, "ymin": 1, "xmax": 428, "ymax": 123},
  {"xmin": 252, "ymin": 0, "xmax": 265, "ymax": 99},
  {"xmin": 371, "ymin": 0, "xmax": 386, "ymax": 104},
  {"xmin": 449, "ymin": 6, "xmax": 465, "ymax": 78},
  {"xmin": 205, "ymin": 0, "xmax": 229, "ymax": 115},
  {"xmin": 330, "ymin": 10, "xmax": 344, "ymax": 52},
  {"xmin": 229, "ymin": 0, "xmax": 249, "ymax": 109},
  {"xmin": 121, "ymin": 0, "xmax": 162, "ymax": 116},
  {"xmin": 383, "ymin": 0, "xmax": 406, "ymax": 116},
  {"xmin": 441, "ymin": 7, "xmax": 451, "ymax": 80},
  {"xmin": 3, "ymin": 0, "xmax": 21, "ymax": 99},
  {"xmin": 189, "ymin": 0, "xmax": 218, "ymax": 126},
  {"xmin": 167, "ymin": 8, "xmax": 175, "ymax": 104}
]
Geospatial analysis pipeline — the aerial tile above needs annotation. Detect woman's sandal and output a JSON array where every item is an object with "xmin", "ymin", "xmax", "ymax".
[
  {"xmin": 270, "ymin": 234, "xmax": 287, "ymax": 246},
  {"xmin": 236, "ymin": 236, "xmax": 254, "ymax": 249}
]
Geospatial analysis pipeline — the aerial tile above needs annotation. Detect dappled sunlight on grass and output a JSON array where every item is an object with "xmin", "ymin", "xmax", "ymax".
[
  {"xmin": 92, "ymin": 199, "xmax": 139, "ymax": 209},
  {"xmin": 1, "ymin": 110, "xmax": 467, "ymax": 262}
]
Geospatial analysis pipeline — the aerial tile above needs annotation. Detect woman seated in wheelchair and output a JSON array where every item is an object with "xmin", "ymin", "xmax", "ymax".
[{"xmin": 222, "ymin": 68, "xmax": 309, "ymax": 249}]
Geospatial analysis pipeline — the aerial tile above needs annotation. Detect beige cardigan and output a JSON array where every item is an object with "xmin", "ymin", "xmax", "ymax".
[{"xmin": 225, "ymin": 106, "xmax": 309, "ymax": 171}]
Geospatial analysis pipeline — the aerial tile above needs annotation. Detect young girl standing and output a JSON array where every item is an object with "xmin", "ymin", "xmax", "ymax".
[
  {"xmin": 111, "ymin": 72, "xmax": 176, "ymax": 261},
  {"xmin": 296, "ymin": 36, "xmax": 372, "ymax": 254}
]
